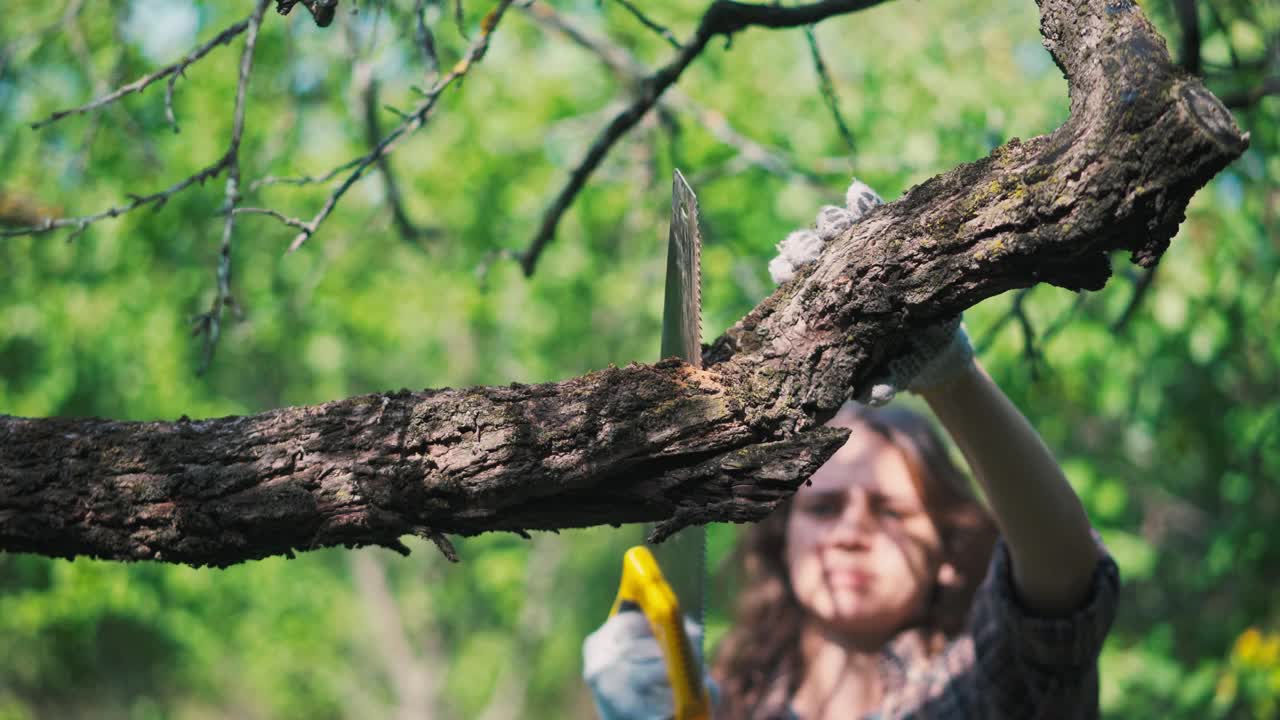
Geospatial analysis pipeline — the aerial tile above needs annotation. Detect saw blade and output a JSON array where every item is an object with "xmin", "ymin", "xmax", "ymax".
[
  {"xmin": 649, "ymin": 169, "xmax": 706, "ymax": 648},
  {"xmin": 660, "ymin": 170, "xmax": 702, "ymax": 369}
]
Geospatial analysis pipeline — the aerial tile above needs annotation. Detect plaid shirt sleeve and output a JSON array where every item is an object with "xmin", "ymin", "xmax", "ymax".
[{"xmin": 967, "ymin": 534, "xmax": 1121, "ymax": 719}]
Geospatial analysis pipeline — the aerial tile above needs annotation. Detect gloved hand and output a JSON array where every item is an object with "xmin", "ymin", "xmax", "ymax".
[
  {"xmin": 765, "ymin": 177, "xmax": 973, "ymax": 406},
  {"xmin": 768, "ymin": 178, "xmax": 883, "ymax": 284},
  {"xmin": 856, "ymin": 316, "xmax": 975, "ymax": 406},
  {"xmin": 583, "ymin": 611, "xmax": 710, "ymax": 720}
]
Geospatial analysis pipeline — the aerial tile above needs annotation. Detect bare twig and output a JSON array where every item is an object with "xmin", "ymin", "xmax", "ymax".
[
  {"xmin": 342, "ymin": 12, "xmax": 441, "ymax": 244},
  {"xmin": 249, "ymin": 157, "xmax": 366, "ymax": 191},
  {"xmin": 608, "ymin": 0, "xmax": 682, "ymax": 50},
  {"xmin": 193, "ymin": 0, "xmax": 272, "ymax": 373},
  {"xmin": 1011, "ymin": 291, "xmax": 1044, "ymax": 380},
  {"xmin": 1110, "ymin": 265, "xmax": 1158, "ymax": 333},
  {"xmin": 454, "ymin": 0, "xmax": 468, "ymax": 38},
  {"xmin": 30, "ymin": 17, "xmax": 252, "ymax": 131},
  {"xmin": 350, "ymin": 551, "xmax": 441, "ymax": 720},
  {"xmin": 522, "ymin": 1, "xmax": 829, "ymax": 193},
  {"xmin": 60, "ymin": 0, "xmax": 163, "ymax": 174},
  {"xmin": 1, "ymin": 11, "xmax": 262, "ymax": 241},
  {"xmin": 257, "ymin": 0, "xmax": 515, "ymax": 253},
  {"xmin": 414, "ymin": 0, "xmax": 441, "ymax": 80},
  {"xmin": 475, "ymin": 535, "xmax": 564, "ymax": 720},
  {"xmin": 1220, "ymin": 77, "xmax": 1280, "ymax": 110},
  {"xmin": 804, "ymin": 25, "xmax": 857, "ymax": 160},
  {"xmin": 1203, "ymin": 1, "xmax": 1242, "ymax": 71},
  {"xmin": 358, "ymin": 69, "xmax": 442, "ymax": 244},
  {"xmin": 234, "ymin": 206, "xmax": 313, "ymax": 230},
  {"xmin": 1173, "ymin": 0, "xmax": 1201, "ymax": 75},
  {"xmin": 974, "ymin": 287, "xmax": 1031, "ymax": 355},
  {"xmin": 0, "ymin": 156, "xmax": 232, "ymax": 240},
  {"xmin": 1040, "ymin": 291, "xmax": 1088, "ymax": 346},
  {"xmin": 974, "ymin": 285, "xmax": 1086, "ymax": 377},
  {"xmin": 519, "ymin": 0, "xmax": 889, "ymax": 275}
]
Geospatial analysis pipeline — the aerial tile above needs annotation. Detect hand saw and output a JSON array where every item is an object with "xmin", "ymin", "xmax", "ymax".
[{"xmin": 609, "ymin": 170, "xmax": 710, "ymax": 720}]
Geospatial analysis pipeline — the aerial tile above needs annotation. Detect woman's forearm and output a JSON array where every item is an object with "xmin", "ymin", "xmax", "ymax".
[{"xmin": 920, "ymin": 361, "xmax": 1100, "ymax": 616}]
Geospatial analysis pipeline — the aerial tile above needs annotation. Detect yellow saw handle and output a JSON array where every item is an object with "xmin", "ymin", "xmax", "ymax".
[{"xmin": 609, "ymin": 545, "xmax": 712, "ymax": 720}]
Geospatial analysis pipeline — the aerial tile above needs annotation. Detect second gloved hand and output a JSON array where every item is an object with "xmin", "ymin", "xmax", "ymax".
[
  {"xmin": 857, "ymin": 316, "xmax": 974, "ymax": 406},
  {"xmin": 583, "ymin": 611, "xmax": 710, "ymax": 720}
]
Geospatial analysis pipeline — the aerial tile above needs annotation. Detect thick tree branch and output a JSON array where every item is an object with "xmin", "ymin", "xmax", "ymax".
[
  {"xmin": 1, "ymin": 364, "xmax": 849, "ymax": 564},
  {"xmin": 0, "ymin": 0, "xmax": 1248, "ymax": 566}
]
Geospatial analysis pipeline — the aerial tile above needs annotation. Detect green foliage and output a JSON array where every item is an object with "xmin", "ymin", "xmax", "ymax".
[{"xmin": 1, "ymin": 0, "xmax": 1276, "ymax": 717}]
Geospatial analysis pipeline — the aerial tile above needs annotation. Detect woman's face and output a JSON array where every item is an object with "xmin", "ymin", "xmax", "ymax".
[{"xmin": 785, "ymin": 427, "xmax": 948, "ymax": 643}]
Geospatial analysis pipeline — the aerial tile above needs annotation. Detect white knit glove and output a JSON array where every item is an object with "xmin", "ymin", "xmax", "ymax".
[
  {"xmin": 768, "ymin": 178, "xmax": 883, "ymax": 284},
  {"xmin": 856, "ymin": 317, "xmax": 974, "ymax": 406},
  {"xmin": 583, "ymin": 611, "xmax": 710, "ymax": 720},
  {"xmin": 767, "ymin": 179, "xmax": 971, "ymax": 405}
]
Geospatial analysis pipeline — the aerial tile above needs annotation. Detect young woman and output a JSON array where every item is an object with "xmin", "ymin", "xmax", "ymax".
[
  {"xmin": 583, "ymin": 183, "xmax": 1120, "ymax": 720},
  {"xmin": 713, "ymin": 361, "xmax": 1118, "ymax": 719}
]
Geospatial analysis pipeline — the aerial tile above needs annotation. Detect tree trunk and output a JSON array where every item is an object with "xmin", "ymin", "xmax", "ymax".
[{"xmin": 0, "ymin": 0, "xmax": 1248, "ymax": 566}]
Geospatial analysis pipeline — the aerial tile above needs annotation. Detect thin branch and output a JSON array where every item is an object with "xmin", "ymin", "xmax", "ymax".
[
  {"xmin": 1040, "ymin": 291, "xmax": 1088, "ymax": 346},
  {"xmin": 249, "ymin": 157, "xmax": 366, "ymax": 191},
  {"xmin": 1203, "ymin": 1, "xmax": 1242, "ymax": 71},
  {"xmin": 1006, "ymin": 290, "xmax": 1043, "ymax": 380},
  {"xmin": 1219, "ymin": 76, "xmax": 1280, "ymax": 109},
  {"xmin": 29, "ymin": 17, "xmax": 252, "ymax": 130},
  {"xmin": 475, "ymin": 535, "xmax": 564, "ymax": 720},
  {"xmin": 0, "ymin": 155, "xmax": 233, "ymax": 240},
  {"xmin": 358, "ymin": 68, "xmax": 442, "ymax": 244},
  {"xmin": 522, "ymin": 1, "xmax": 828, "ymax": 191},
  {"xmin": 61, "ymin": 0, "xmax": 162, "ymax": 175},
  {"xmin": 1, "ymin": 12, "xmax": 263, "ymax": 240},
  {"xmin": 976, "ymin": 285, "xmax": 1085, "ymax": 376},
  {"xmin": 1110, "ymin": 265, "xmax": 1158, "ymax": 333},
  {"xmin": 519, "ymin": 0, "xmax": 889, "ymax": 275},
  {"xmin": 454, "ymin": 0, "xmax": 468, "ymax": 38},
  {"xmin": 608, "ymin": 0, "xmax": 682, "ymax": 50},
  {"xmin": 1173, "ymin": 0, "xmax": 1200, "ymax": 75},
  {"xmin": 350, "ymin": 551, "xmax": 441, "ymax": 719},
  {"xmin": 234, "ymin": 206, "xmax": 313, "ymax": 231},
  {"xmin": 259, "ymin": 0, "xmax": 515, "ymax": 253},
  {"xmin": 974, "ymin": 287, "xmax": 1031, "ymax": 355},
  {"xmin": 342, "ymin": 12, "xmax": 440, "ymax": 244},
  {"xmin": 520, "ymin": 1, "xmax": 647, "ymax": 78},
  {"xmin": 804, "ymin": 25, "xmax": 857, "ymax": 160},
  {"xmin": 193, "ymin": 0, "xmax": 272, "ymax": 373},
  {"xmin": 414, "ymin": 0, "xmax": 441, "ymax": 80}
]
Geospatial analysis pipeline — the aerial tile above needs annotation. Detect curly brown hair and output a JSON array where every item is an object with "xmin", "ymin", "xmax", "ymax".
[{"xmin": 711, "ymin": 404, "xmax": 998, "ymax": 719}]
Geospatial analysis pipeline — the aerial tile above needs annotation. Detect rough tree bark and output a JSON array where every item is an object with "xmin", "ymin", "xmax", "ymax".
[{"xmin": 0, "ymin": 0, "xmax": 1248, "ymax": 566}]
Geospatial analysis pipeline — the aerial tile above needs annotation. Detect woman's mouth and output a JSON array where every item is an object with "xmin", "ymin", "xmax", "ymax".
[{"xmin": 825, "ymin": 569, "xmax": 874, "ymax": 590}]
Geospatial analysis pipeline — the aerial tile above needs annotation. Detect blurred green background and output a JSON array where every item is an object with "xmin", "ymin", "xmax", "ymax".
[{"xmin": 1, "ymin": 0, "xmax": 1276, "ymax": 717}]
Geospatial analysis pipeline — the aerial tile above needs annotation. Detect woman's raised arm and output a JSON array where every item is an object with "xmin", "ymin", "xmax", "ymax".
[{"xmin": 920, "ymin": 360, "xmax": 1101, "ymax": 616}]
